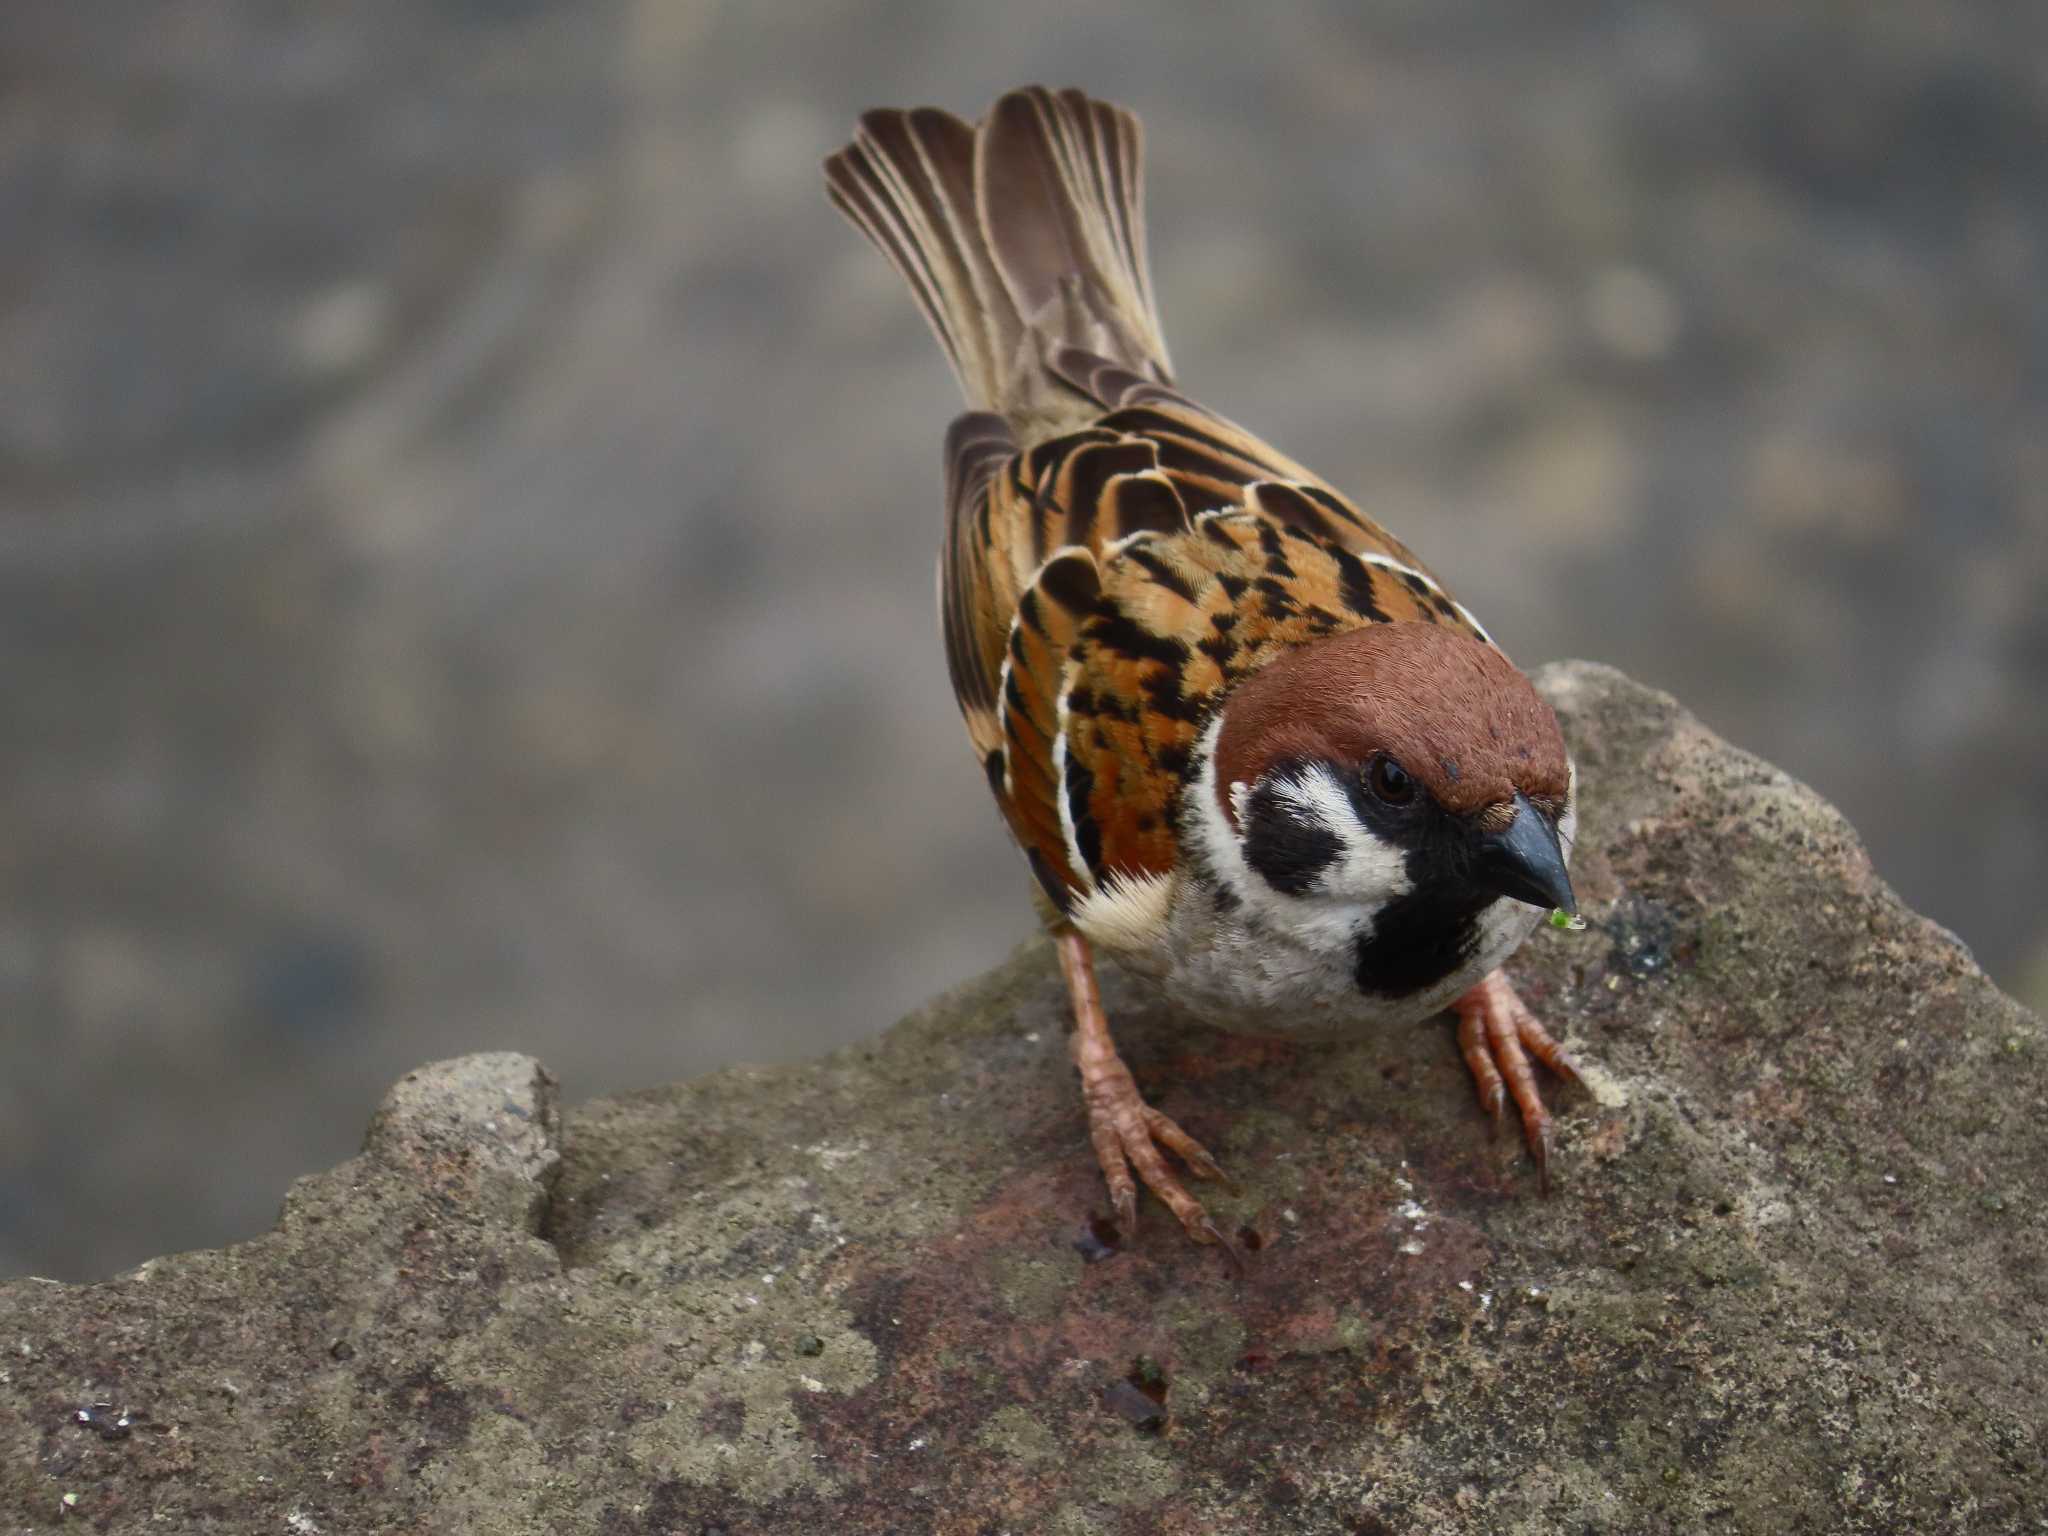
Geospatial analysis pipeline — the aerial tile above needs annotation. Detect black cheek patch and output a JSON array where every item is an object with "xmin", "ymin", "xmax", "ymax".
[
  {"xmin": 1242, "ymin": 779, "xmax": 1343, "ymax": 897},
  {"xmin": 1353, "ymin": 883, "xmax": 1486, "ymax": 998}
]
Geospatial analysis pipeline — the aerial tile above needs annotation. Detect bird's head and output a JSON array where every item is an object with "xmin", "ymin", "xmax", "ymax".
[{"xmin": 1203, "ymin": 623, "xmax": 1575, "ymax": 965}]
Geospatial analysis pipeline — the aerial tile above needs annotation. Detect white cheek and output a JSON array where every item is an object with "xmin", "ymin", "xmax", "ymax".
[
  {"xmin": 1183, "ymin": 722, "xmax": 1408, "ymax": 954},
  {"xmin": 1272, "ymin": 765, "xmax": 1409, "ymax": 905}
]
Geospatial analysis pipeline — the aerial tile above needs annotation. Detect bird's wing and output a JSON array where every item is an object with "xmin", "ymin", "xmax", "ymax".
[{"xmin": 957, "ymin": 361, "xmax": 1496, "ymax": 909}]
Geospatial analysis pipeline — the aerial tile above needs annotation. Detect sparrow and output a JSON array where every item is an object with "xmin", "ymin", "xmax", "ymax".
[{"xmin": 825, "ymin": 87, "xmax": 1583, "ymax": 1249}]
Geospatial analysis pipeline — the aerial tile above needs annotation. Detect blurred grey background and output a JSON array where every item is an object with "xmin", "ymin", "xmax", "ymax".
[{"xmin": 3, "ymin": 1, "xmax": 2043, "ymax": 1281}]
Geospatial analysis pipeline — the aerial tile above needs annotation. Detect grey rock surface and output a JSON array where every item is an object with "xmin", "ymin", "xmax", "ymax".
[{"xmin": 3, "ymin": 664, "xmax": 2042, "ymax": 1533}]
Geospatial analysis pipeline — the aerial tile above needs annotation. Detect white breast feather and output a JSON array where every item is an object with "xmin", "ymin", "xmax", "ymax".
[{"xmin": 1071, "ymin": 869, "xmax": 1178, "ymax": 962}]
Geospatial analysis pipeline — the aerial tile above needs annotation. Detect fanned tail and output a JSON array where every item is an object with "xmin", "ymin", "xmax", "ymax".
[{"xmin": 825, "ymin": 86, "xmax": 1173, "ymax": 444}]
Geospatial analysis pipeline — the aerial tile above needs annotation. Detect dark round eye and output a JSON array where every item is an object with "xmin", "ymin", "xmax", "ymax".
[{"xmin": 1367, "ymin": 755, "xmax": 1415, "ymax": 805}]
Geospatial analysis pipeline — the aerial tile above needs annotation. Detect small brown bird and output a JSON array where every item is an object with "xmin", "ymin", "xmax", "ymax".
[{"xmin": 826, "ymin": 87, "xmax": 1582, "ymax": 1248}]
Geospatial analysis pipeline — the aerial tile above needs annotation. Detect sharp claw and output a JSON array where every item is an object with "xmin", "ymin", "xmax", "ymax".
[
  {"xmin": 1534, "ymin": 1126, "xmax": 1553, "ymax": 1196},
  {"xmin": 1114, "ymin": 1188, "xmax": 1138, "ymax": 1243},
  {"xmin": 1199, "ymin": 1220, "xmax": 1248, "ymax": 1279},
  {"xmin": 1486, "ymin": 1086, "xmax": 1506, "ymax": 1132},
  {"xmin": 1191, "ymin": 1145, "xmax": 1239, "ymax": 1195}
]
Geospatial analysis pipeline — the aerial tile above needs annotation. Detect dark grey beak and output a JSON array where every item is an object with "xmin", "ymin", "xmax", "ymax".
[{"xmin": 1476, "ymin": 791, "xmax": 1576, "ymax": 914}]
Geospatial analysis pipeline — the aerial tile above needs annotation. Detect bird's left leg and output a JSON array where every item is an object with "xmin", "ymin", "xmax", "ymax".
[
  {"xmin": 1452, "ymin": 968, "xmax": 1581, "ymax": 1191},
  {"xmin": 1054, "ymin": 925, "xmax": 1230, "ymax": 1245}
]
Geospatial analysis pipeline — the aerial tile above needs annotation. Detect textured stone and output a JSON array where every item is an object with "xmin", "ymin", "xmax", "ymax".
[{"xmin": 2, "ymin": 665, "xmax": 2042, "ymax": 1533}]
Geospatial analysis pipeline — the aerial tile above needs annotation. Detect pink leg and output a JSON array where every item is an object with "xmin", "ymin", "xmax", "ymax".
[{"xmin": 1056, "ymin": 927, "xmax": 1230, "ymax": 1246}]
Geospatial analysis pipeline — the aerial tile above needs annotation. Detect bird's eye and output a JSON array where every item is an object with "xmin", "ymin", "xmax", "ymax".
[{"xmin": 1367, "ymin": 756, "xmax": 1415, "ymax": 805}]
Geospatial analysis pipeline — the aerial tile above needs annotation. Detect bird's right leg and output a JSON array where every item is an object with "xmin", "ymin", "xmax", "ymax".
[{"xmin": 1054, "ymin": 925, "xmax": 1231, "ymax": 1245}]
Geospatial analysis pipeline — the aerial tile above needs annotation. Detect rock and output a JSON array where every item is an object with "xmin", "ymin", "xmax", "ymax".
[{"xmin": 2, "ymin": 664, "xmax": 2042, "ymax": 1533}]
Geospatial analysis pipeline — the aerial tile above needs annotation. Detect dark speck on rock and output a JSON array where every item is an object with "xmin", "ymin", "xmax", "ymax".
[
  {"xmin": 1103, "ymin": 1379, "xmax": 1168, "ymax": 1434},
  {"xmin": 72, "ymin": 1403, "xmax": 136, "ymax": 1441},
  {"xmin": 1073, "ymin": 1213, "xmax": 1123, "ymax": 1263},
  {"xmin": 1602, "ymin": 893, "xmax": 1693, "ymax": 981},
  {"xmin": 1127, "ymin": 1355, "xmax": 1169, "ymax": 1404}
]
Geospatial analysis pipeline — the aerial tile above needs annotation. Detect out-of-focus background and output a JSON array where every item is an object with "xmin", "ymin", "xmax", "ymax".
[{"xmin": 4, "ymin": 2, "xmax": 2043, "ymax": 1282}]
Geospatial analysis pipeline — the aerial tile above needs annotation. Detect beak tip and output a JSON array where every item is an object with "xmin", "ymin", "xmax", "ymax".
[
  {"xmin": 1538, "ymin": 876, "xmax": 1579, "ymax": 918},
  {"xmin": 1479, "ymin": 794, "xmax": 1576, "ymax": 915}
]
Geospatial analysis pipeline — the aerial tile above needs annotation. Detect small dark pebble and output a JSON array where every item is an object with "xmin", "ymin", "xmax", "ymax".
[
  {"xmin": 1102, "ymin": 1379, "xmax": 1167, "ymax": 1433},
  {"xmin": 73, "ymin": 1403, "xmax": 136, "ymax": 1441},
  {"xmin": 794, "ymin": 1333, "xmax": 824, "ymax": 1357},
  {"xmin": 1073, "ymin": 1213, "xmax": 1122, "ymax": 1264},
  {"xmin": 618, "ymin": 1396, "xmax": 665, "ymax": 1424},
  {"xmin": 329, "ymin": 1338, "xmax": 356, "ymax": 1362},
  {"xmin": 1126, "ymin": 1355, "xmax": 1169, "ymax": 1404}
]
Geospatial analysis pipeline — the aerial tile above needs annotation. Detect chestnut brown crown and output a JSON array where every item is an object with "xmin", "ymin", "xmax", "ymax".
[{"xmin": 1213, "ymin": 622, "xmax": 1570, "ymax": 828}]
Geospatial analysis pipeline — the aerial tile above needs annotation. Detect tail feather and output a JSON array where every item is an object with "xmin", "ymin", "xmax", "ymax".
[
  {"xmin": 825, "ymin": 87, "xmax": 1172, "ymax": 441},
  {"xmin": 978, "ymin": 89, "xmax": 1168, "ymax": 375},
  {"xmin": 826, "ymin": 108, "xmax": 1001, "ymax": 405}
]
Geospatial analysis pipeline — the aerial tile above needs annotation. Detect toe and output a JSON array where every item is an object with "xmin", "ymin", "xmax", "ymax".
[
  {"xmin": 1142, "ymin": 1105, "xmax": 1230, "ymax": 1186},
  {"xmin": 1118, "ymin": 1119, "xmax": 1217, "ymax": 1243},
  {"xmin": 1452, "ymin": 970, "xmax": 1585, "ymax": 1189},
  {"xmin": 1112, "ymin": 1185, "xmax": 1139, "ymax": 1243},
  {"xmin": 1514, "ymin": 1007, "xmax": 1581, "ymax": 1083},
  {"xmin": 1483, "ymin": 1000, "xmax": 1554, "ymax": 1165},
  {"xmin": 1456, "ymin": 1006, "xmax": 1509, "ymax": 1123}
]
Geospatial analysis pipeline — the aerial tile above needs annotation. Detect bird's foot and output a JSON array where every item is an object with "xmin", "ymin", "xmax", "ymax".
[
  {"xmin": 1074, "ymin": 1036, "xmax": 1232, "ymax": 1246},
  {"xmin": 1452, "ymin": 969, "xmax": 1581, "ymax": 1192}
]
